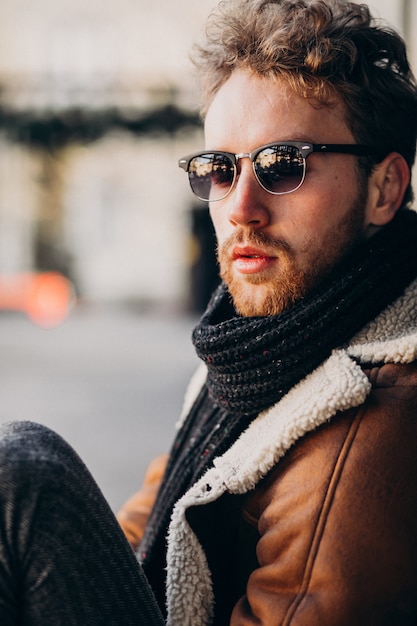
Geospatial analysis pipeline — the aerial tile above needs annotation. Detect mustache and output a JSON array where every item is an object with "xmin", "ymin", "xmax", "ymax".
[{"xmin": 218, "ymin": 229, "xmax": 292, "ymax": 256}]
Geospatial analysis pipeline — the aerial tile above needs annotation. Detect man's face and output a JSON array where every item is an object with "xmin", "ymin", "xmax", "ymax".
[{"xmin": 205, "ymin": 70, "xmax": 375, "ymax": 317}]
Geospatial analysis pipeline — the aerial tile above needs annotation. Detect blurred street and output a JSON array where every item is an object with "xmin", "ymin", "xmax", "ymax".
[{"xmin": 0, "ymin": 304, "xmax": 200, "ymax": 512}]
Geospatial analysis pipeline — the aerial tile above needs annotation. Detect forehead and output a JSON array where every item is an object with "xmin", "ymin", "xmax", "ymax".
[{"xmin": 204, "ymin": 70, "xmax": 355, "ymax": 149}]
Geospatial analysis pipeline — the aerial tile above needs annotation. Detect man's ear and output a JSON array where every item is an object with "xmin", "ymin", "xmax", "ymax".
[{"xmin": 365, "ymin": 153, "xmax": 410, "ymax": 227}]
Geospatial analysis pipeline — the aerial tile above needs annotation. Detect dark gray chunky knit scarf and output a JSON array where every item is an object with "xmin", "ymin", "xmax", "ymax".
[{"xmin": 141, "ymin": 209, "xmax": 417, "ymax": 613}]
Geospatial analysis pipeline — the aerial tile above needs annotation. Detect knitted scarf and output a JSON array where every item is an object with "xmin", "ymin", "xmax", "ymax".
[{"xmin": 141, "ymin": 209, "xmax": 417, "ymax": 612}]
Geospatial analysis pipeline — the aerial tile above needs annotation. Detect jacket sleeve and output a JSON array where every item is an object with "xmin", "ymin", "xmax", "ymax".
[
  {"xmin": 231, "ymin": 372, "xmax": 417, "ymax": 625},
  {"xmin": 116, "ymin": 454, "xmax": 168, "ymax": 551}
]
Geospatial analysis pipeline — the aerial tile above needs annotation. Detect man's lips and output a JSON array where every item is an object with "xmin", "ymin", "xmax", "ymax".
[{"xmin": 231, "ymin": 245, "xmax": 276, "ymax": 274}]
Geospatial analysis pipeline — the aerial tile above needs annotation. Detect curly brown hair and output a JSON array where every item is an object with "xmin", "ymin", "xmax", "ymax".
[{"xmin": 192, "ymin": 0, "xmax": 417, "ymax": 206}]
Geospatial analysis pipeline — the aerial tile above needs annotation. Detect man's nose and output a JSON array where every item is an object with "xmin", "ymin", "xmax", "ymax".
[{"xmin": 227, "ymin": 161, "xmax": 271, "ymax": 229}]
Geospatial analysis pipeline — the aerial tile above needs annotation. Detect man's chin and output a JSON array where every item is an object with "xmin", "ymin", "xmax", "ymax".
[{"xmin": 226, "ymin": 280, "xmax": 297, "ymax": 317}]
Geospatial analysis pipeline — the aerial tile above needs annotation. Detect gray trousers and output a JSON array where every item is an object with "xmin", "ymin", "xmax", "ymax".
[{"xmin": 0, "ymin": 420, "xmax": 165, "ymax": 625}]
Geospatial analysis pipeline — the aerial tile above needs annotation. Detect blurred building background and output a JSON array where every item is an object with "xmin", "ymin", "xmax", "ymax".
[
  {"xmin": 0, "ymin": 0, "xmax": 415, "ymax": 318},
  {"xmin": 0, "ymin": 0, "xmax": 220, "ymax": 317}
]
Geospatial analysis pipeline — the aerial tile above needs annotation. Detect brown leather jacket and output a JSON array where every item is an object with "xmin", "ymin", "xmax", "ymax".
[{"xmin": 118, "ymin": 283, "xmax": 417, "ymax": 625}]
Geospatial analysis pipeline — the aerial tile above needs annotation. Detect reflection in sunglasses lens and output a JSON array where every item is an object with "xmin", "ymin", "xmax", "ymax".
[
  {"xmin": 255, "ymin": 146, "xmax": 304, "ymax": 193},
  {"xmin": 189, "ymin": 154, "xmax": 234, "ymax": 201}
]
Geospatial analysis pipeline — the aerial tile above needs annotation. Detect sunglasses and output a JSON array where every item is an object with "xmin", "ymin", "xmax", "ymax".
[{"xmin": 178, "ymin": 141, "xmax": 373, "ymax": 202}]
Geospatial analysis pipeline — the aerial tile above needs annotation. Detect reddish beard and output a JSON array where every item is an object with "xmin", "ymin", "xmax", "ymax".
[{"xmin": 218, "ymin": 230, "xmax": 308, "ymax": 317}]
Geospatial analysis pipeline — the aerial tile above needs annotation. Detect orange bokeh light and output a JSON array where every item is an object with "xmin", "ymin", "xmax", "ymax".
[{"xmin": 0, "ymin": 272, "xmax": 75, "ymax": 327}]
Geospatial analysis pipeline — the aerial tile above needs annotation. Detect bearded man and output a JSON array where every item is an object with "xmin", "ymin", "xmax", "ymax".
[
  {"xmin": 1, "ymin": 1, "xmax": 417, "ymax": 625},
  {"xmin": 119, "ymin": 1, "xmax": 417, "ymax": 624}
]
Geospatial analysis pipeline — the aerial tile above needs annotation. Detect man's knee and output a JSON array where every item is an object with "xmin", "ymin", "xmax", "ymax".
[{"xmin": 0, "ymin": 420, "xmax": 84, "ymax": 487}]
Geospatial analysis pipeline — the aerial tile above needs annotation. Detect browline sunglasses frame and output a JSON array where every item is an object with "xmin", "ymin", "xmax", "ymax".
[{"xmin": 178, "ymin": 141, "xmax": 374, "ymax": 201}]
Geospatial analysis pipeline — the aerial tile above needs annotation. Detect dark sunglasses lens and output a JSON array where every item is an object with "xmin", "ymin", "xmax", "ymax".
[
  {"xmin": 188, "ymin": 154, "xmax": 234, "ymax": 201},
  {"xmin": 254, "ymin": 145, "xmax": 305, "ymax": 194}
]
